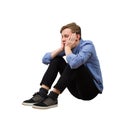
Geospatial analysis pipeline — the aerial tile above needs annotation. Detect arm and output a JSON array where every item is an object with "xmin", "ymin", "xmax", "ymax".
[
  {"xmin": 64, "ymin": 34, "xmax": 93, "ymax": 69},
  {"xmin": 65, "ymin": 46, "xmax": 72, "ymax": 56},
  {"xmin": 51, "ymin": 47, "xmax": 63, "ymax": 59},
  {"xmin": 66, "ymin": 43, "xmax": 93, "ymax": 69},
  {"xmin": 42, "ymin": 43, "xmax": 64, "ymax": 64}
]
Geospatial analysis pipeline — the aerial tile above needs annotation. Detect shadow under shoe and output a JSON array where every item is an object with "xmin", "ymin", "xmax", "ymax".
[{"xmin": 22, "ymin": 92, "xmax": 46, "ymax": 106}]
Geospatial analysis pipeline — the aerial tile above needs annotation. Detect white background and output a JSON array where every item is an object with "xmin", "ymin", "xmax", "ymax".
[{"xmin": 0, "ymin": 0, "xmax": 120, "ymax": 119}]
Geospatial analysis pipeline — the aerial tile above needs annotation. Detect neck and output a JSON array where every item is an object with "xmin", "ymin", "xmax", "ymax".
[{"xmin": 76, "ymin": 40, "xmax": 80, "ymax": 46}]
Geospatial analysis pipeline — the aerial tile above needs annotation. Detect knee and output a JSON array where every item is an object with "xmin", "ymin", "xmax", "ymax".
[{"xmin": 51, "ymin": 56, "xmax": 65, "ymax": 63}]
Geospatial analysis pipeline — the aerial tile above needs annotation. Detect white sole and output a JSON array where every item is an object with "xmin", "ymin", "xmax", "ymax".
[
  {"xmin": 32, "ymin": 104, "xmax": 58, "ymax": 109},
  {"xmin": 22, "ymin": 102, "xmax": 34, "ymax": 106}
]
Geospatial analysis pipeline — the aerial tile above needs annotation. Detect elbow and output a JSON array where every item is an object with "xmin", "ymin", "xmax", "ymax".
[
  {"xmin": 70, "ymin": 65, "xmax": 78, "ymax": 69},
  {"xmin": 42, "ymin": 52, "xmax": 52, "ymax": 64},
  {"xmin": 42, "ymin": 59, "xmax": 48, "ymax": 65},
  {"xmin": 68, "ymin": 59, "xmax": 83, "ymax": 69},
  {"xmin": 42, "ymin": 58, "xmax": 50, "ymax": 65},
  {"xmin": 69, "ymin": 62, "xmax": 80, "ymax": 69}
]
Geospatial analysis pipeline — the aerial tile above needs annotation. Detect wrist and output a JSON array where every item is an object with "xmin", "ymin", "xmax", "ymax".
[
  {"xmin": 65, "ymin": 46, "xmax": 72, "ymax": 55},
  {"xmin": 65, "ymin": 46, "xmax": 71, "ymax": 50},
  {"xmin": 59, "ymin": 47, "xmax": 64, "ymax": 52}
]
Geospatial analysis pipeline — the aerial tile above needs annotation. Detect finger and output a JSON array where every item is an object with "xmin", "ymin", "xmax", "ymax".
[
  {"xmin": 69, "ymin": 35, "xmax": 74, "ymax": 41},
  {"xmin": 70, "ymin": 34, "xmax": 76, "ymax": 41}
]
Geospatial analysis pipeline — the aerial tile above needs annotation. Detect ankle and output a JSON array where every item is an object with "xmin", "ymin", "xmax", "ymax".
[
  {"xmin": 39, "ymin": 87, "xmax": 48, "ymax": 97},
  {"xmin": 41, "ymin": 84, "xmax": 49, "ymax": 90},
  {"xmin": 48, "ymin": 91, "xmax": 59, "ymax": 100},
  {"xmin": 53, "ymin": 88, "xmax": 60, "ymax": 94}
]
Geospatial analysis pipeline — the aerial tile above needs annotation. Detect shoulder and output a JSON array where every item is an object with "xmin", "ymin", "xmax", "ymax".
[
  {"xmin": 81, "ymin": 39, "xmax": 93, "ymax": 44},
  {"xmin": 80, "ymin": 39, "xmax": 94, "ymax": 47}
]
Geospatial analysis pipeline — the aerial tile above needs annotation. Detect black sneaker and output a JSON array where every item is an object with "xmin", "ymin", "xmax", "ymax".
[
  {"xmin": 22, "ymin": 92, "xmax": 46, "ymax": 106},
  {"xmin": 32, "ymin": 97, "xmax": 58, "ymax": 109}
]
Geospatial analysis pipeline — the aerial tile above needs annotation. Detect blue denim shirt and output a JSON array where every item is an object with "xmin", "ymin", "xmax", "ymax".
[{"xmin": 42, "ymin": 39, "xmax": 103, "ymax": 93}]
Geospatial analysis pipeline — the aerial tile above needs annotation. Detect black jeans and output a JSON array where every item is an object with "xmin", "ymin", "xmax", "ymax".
[{"xmin": 40, "ymin": 57, "xmax": 100, "ymax": 100}]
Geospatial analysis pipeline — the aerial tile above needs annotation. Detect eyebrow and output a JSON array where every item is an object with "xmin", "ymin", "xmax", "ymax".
[{"xmin": 62, "ymin": 34, "xmax": 69, "ymax": 37}]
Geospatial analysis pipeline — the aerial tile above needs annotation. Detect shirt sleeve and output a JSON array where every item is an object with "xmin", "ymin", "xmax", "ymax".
[
  {"xmin": 42, "ymin": 51, "xmax": 65, "ymax": 65},
  {"xmin": 42, "ymin": 52, "xmax": 52, "ymax": 64},
  {"xmin": 66, "ymin": 43, "xmax": 93, "ymax": 69}
]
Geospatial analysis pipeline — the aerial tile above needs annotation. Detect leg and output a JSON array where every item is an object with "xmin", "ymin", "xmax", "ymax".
[
  {"xmin": 54, "ymin": 65, "xmax": 100, "ymax": 100},
  {"xmin": 67, "ymin": 65, "xmax": 100, "ymax": 100},
  {"xmin": 40, "ymin": 56, "xmax": 67, "ymax": 89},
  {"xmin": 53, "ymin": 64, "xmax": 74, "ymax": 93},
  {"xmin": 32, "ymin": 64, "xmax": 99, "ymax": 109},
  {"xmin": 22, "ymin": 57, "xmax": 66, "ymax": 106}
]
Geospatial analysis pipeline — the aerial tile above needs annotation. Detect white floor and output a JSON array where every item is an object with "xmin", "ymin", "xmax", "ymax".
[{"xmin": 0, "ymin": 88, "xmax": 119, "ymax": 120}]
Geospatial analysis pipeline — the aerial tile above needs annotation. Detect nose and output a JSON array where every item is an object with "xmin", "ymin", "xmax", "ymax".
[{"xmin": 62, "ymin": 38, "xmax": 66, "ymax": 43}]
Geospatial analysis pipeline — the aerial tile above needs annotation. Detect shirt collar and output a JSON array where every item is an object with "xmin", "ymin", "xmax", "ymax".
[{"xmin": 72, "ymin": 38, "xmax": 83, "ymax": 53}]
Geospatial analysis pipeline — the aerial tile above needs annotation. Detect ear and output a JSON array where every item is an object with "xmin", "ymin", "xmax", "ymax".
[{"xmin": 76, "ymin": 34, "xmax": 80, "ymax": 40}]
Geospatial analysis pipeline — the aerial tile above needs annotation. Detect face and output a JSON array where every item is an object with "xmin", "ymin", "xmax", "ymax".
[
  {"xmin": 61, "ymin": 28, "xmax": 80, "ymax": 45},
  {"xmin": 61, "ymin": 28, "xmax": 72, "ymax": 45}
]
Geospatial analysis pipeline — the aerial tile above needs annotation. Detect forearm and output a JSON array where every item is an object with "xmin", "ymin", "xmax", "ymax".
[
  {"xmin": 65, "ymin": 46, "xmax": 72, "ymax": 56},
  {"xmin": 51, "ymin": 47, "xmax": 63, "ymax": 58}
]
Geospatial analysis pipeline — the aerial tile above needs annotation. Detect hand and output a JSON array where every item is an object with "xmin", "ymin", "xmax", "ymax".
[
  {"xmin": 51, "ymin": 42, "xmax": 64, "ymax": 58},
  {"xmin": 65, "ymin": 33, "xmax": 77, "ymax": 49},
  {"xmin": 60, "ymin": 41, "xmax": 65, "ymax": 51}
]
